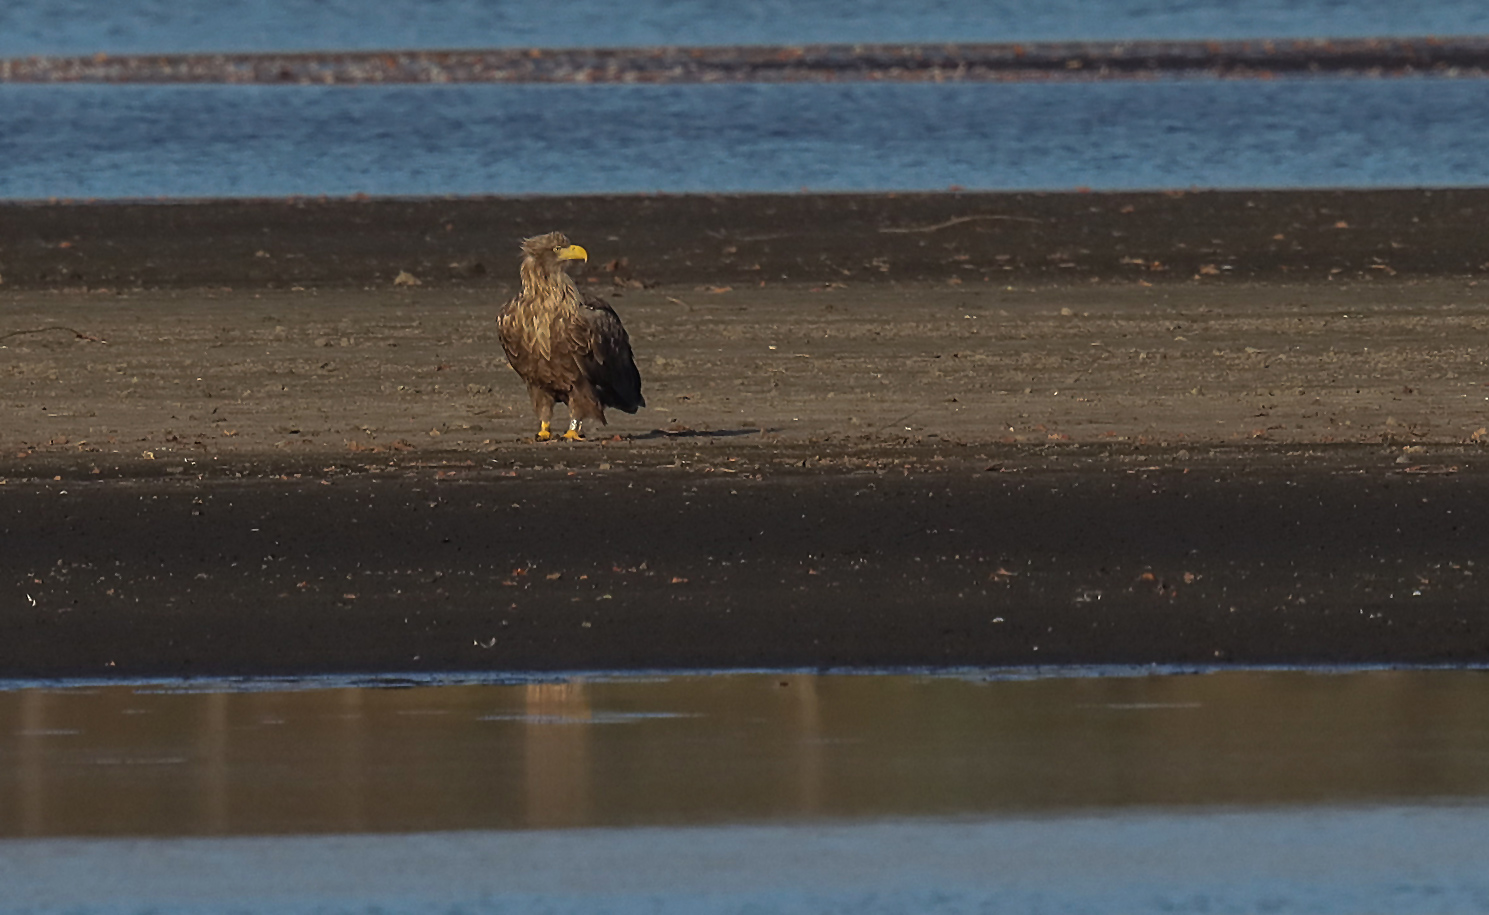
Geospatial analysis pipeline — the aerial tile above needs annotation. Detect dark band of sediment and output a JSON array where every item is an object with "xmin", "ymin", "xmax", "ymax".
[{"xmin": 3, "ymin": 36, "xmax": 1489, "ymax": 85}]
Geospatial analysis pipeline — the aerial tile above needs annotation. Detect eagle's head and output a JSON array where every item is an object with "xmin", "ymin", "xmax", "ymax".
[{"xmin": 521, "ymin": 232, "xmax": 588, "ymax": 273}]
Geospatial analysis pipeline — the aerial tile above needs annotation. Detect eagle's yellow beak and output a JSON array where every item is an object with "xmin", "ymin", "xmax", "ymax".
[{"xmin": 557, "ymin": 244, "xmax": 588, "ymax": 262}]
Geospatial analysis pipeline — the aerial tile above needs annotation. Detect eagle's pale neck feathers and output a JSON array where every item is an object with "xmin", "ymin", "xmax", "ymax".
[{"xmin": 518, "ymin": 254, "xmax": 581, "ymax": 310}]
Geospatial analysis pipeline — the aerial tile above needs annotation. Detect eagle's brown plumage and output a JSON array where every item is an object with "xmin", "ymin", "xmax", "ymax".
[{"xmin": 497, "ymin": 231, "xmax": 645, "ymax": 441}]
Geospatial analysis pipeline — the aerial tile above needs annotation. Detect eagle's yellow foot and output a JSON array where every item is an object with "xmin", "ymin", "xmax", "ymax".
[
  {"xmin": 536, "ymin": 422, "xmax": 553, "ymax": 441},
  {"xmin": 562, "ymin": 429, "xmax": 585, "ymax": 442}
]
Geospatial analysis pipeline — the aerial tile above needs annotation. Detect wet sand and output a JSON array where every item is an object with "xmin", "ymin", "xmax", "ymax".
[{"xmin": 2, "ymin": 190, "xmax": 1488, "ymax": 676}]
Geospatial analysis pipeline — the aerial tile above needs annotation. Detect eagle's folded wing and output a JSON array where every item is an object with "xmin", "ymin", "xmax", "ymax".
[{"xmin": 576, "ymin": 297, "xmax": 645, "ymax": 413}]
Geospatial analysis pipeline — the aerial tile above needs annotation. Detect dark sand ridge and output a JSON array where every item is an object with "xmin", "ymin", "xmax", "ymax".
[
  {"xmin": 2, "ymin": 190, "xmax": 1488, "ymax": 677},
  {"xmin": 5, "ymin": 37, "xmax": 1489, "ymax": 84}
]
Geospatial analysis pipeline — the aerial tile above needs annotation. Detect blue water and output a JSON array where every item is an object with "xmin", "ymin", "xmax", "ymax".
[
  {"xmin": 2, "ymin": 78, "xmax": 1487, "ymax": 199},
  {"xmin": 6, "ymin": 810, "xmax": 1489, "ymax": 914},
  {"xmin": 2, "ymin": 0, "xmax": 1488, "ymax": 56}
]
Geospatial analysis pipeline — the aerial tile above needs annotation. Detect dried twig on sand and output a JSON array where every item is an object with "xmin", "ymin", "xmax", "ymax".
[
  {"xmin": 879, "ymin": 214, "xmax": 1043, "ymax": 234},
  {"xmin": 0, "ymin": 325, "xmax": 108, "ymax": 344}
]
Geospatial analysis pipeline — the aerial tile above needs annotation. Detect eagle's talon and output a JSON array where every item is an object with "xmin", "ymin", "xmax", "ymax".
[
  {"xmin": 536, "ymin": 431, "xmax": 553, "ymax": 441},
  {"xmin": 562, "ymin": 430, "xmax": 584, "ymax": 441}
]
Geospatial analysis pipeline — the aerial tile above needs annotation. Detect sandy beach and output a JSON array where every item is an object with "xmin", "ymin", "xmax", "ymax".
[{"xmin": 2, "ymin": 189, "xmax": 1488, "ymax": 677}]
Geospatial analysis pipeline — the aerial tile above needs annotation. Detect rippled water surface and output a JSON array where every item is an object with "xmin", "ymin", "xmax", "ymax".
[
  {"xmin": 4, "ymin": 669, "xmax": 1489, "ymax": 913},
  {"xmin": 4, "ymin": 77, "xmax": 1488, "ymax": 199},
  {"xmin": 2, "ymin": 0, "xmax": 1488, "ymax": 56}
]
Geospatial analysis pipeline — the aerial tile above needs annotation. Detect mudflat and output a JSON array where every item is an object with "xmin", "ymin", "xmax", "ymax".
[
  {"xmin": 2, "ymin": 190, "xmax": 1487, "ymax": 677},
  {"xmin": 2, "ymin": 281, "xmax": 1488, "ymax": 467}
]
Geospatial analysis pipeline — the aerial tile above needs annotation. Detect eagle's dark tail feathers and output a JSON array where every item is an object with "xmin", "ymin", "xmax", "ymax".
[{"xmin": 595, "ymin": 355, "xmax": 645, "ymax": 414}]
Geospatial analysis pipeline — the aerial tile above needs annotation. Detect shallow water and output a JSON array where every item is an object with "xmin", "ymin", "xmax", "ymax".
[
  {"xmin": 6, "ymin": 669, "xmax": 1489, "ymax": 836},
  {"xmin": 4, "ymin": 77, "xmax": 1489, "ymax": 200},
  {"xmin": 2, "ymin": 0, "xmax": 1488, "ymax": 56},
  {"xmin": 6, "ymin": 669, "xmax": 1489, "ymax": 913}
]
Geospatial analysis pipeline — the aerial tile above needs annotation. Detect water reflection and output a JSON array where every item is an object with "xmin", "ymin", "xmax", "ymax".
[
  {"xmin": 3, "ymin": 671, "xmax": 1489, "ymax": 837},
  {"xmin": 523, "ymin": 681, "xmax": 590, "ymax": 828}
]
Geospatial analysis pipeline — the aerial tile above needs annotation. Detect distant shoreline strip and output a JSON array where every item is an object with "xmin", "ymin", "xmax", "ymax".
[{"xmin": 3, "ymin": 37, "xmax": 1488, "ymax": 84}]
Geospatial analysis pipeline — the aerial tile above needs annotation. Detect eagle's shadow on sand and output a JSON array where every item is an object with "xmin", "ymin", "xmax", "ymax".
[{"xmin": 631, "ymin": 428, "xmax": 774, "ymax": 441}]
